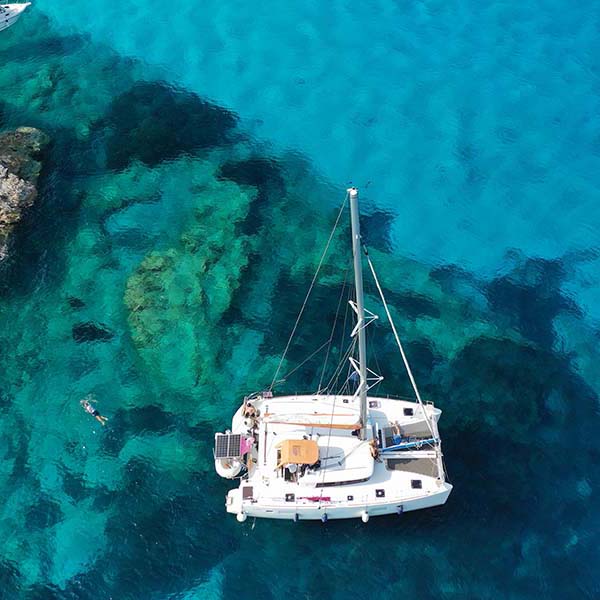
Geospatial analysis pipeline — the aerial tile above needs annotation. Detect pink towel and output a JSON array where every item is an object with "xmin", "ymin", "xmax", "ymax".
[{"xmin": 240, "ymin": 436, "xmax": 255, "ymax": 455}]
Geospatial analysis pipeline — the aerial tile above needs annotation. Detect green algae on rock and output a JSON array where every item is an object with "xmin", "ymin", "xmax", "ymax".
[{"xmin": 125, "ymin": 178, "xmax": 259, "ymax": 395}]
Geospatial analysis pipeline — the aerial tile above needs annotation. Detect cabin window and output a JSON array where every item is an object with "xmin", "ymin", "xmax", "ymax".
[
  {"xmin": 411, "ymin": 480, "xmax": 422, "ymax": 489},
  {"xmin": 242, "ymin": 487, "xmax": 254, "ymax": 499},
  {"xmin": 404, "ymin": 407, "xmax": 414, "ymax": 416},
  {"xmin": 343, "ymin": 398, "xmax": 349, "ymax": 404},
  {"xmin": 369, "ymin": 400, "xmax": 380, "ymax": 408},
  {"xmin": 376, "ymin": 489, "xmax": 385, "ymax": 498},
  {"xmin": 347, "ymin": 495, "xmax": 354, "ymax": 501},
  {"xmin": 285, "ymin": 493, "xmax": 295, "ymax": 502}
]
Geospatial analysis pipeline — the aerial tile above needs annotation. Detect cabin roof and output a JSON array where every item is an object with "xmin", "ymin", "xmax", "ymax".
[{"xmin": 276, "ymin": 439, "xmax": 319, "ymax": 468}]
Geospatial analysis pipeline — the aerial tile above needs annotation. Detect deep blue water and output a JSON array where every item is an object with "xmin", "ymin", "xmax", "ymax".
[{"xmin": 0, "ymin": 1, "xmax": 599, "ymax": 598}]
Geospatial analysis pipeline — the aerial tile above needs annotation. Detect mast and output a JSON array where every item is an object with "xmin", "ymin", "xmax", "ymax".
[{"xmin": 348, "ymin": 187, "xmax": 368, "ymax": 440}]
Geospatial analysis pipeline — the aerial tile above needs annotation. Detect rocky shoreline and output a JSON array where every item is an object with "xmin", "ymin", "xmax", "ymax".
[{"xmin": 0, "ymin": 127, "xmax": 50, "ymax": 261}]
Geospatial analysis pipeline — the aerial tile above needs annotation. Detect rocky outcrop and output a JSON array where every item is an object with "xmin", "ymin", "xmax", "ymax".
[{"xmin": 0, "ymin": 127, "xmax": 50, "ymax": 261}]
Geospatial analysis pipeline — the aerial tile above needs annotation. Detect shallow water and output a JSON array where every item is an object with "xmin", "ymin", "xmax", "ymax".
[{"xmin": 0, "ymin": 2, "xmax": 599, "ymax": 599}]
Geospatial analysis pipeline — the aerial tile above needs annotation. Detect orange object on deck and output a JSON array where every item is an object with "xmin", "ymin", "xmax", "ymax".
[{"xmin": 276, "ymin": 439, "xmax": 319, "ymax": 468}]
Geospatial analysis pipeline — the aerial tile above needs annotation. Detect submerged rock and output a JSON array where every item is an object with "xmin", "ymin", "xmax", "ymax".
[
  {"xmin": 101, "ymin": 81, "xmax": 238, "ymax": 170},
  {"xmin": 67, "ymin": 296, "xmax": 86, "ymax": 309},
  {"xmin": 72, "ymin": 322, "xmax": 114, "ymax": 343},
  {"xmin": 0, "ymin": 127, "xmax": 50, "ymax": 261}
]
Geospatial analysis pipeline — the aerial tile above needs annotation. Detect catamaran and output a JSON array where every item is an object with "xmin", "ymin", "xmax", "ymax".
[
  {"xmin": 214, "ymin": 187, "xmax": 452, "ymax": 522},
  {"xmin": 0, "ymin": 3, "xmax": 30, "ymax": 32}
]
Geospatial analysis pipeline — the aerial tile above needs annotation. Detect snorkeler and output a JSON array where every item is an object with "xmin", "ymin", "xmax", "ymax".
[{"xmin": 80, "ymin": 395, "xmax": 108, "ymax": 426}]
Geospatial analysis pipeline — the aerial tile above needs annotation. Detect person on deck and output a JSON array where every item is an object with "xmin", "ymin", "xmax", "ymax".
[
  {"xmin": 243, "ymin": 401, "xmax": 258, "ymax": 419},
  {"xmin": 391, "ymin": 421, "xmax": 403, "ymax": 444},
  {"xmin": 369, "ymin": 438, "xmax": 381, "ymax": 461},
  {"xmin": 80, "ymin": 395, "xmax": 108, "ymax": 426}
]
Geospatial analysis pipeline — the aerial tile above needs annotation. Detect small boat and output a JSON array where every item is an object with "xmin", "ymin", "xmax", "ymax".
[
  {"xmin": 214, "ymin": 187, "xmax": 452, "ymax": 522},
  {"xmin": 0, "ymin": 3, "xmax": 31, "ymax": 33}
]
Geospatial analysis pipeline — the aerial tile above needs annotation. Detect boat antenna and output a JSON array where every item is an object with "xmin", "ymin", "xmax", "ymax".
[{"xmin": 348, "ymin": 187, "xmax": 369, "ymax": 440}]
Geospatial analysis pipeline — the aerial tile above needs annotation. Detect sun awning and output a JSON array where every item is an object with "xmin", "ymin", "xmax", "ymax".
[{"xmin": 276, "ymin": 439, "xmax": 319, "ymax": 469}]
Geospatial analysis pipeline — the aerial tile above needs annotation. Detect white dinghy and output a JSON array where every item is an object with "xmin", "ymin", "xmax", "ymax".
[
  {"xmin": 0, "ymin": 3, "xmax": 30, "ymax": 33},
  {"xmin": 214, "ymin": 187, "xmax": 452, "ymax": 522}
]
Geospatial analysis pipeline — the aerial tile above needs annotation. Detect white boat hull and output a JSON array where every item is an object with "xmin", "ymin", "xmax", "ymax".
[
  {"xmin": 0, "ymin": 3, "xmax": 30, "ymax": 33},
  {"xmin": 217, "ymin": 393, "xmax": 452, "ymax": 522},
  {"xmin": 226, "ymin": 480, "xmax": 452, "ymax": 521}
]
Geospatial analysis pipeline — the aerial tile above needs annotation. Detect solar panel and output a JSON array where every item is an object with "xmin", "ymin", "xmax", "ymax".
[{"xmin": 214, "ymin": 434, "xmax": 242, "ymax": 458}]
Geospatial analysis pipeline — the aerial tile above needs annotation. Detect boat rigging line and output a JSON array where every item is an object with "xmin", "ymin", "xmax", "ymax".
[
  {"xmin": 317, "ymin": 268, "xmax": 349, "ymax": 393},
  {"xmin": 363, "ymin": 244, "xmax": 436, "ymax": 439},
  {"xmin": 270, "ymin": 193, "xmax": 349, "ymax": 391}
]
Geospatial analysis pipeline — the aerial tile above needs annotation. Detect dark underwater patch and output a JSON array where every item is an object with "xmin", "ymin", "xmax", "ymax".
[
  {"xmin": 120, "ymin": 404, "xmax": 176, "ymax": 435},
  {"xmin": 217, "ymin": 157, "xmax": 284, "ymax": 189},
  {"xmin": 445, "ymin": 336, "xmax": 545, "ymax": 432},
  {"xmin": 62, "ymin": 471, "xmax": 88, "ymax": 502},
  {"xmin": 72, "ymin": 322, "xmax": 114, "ymax": 343},
  {"xmin": 430, "ymin": 263, "xmax": 477, "ymax": 293},
  {"xmin": 90, "ymin": 487, "xmax": 120, "ymax": 513},
  {"xmin": 100, "ymin": 81, "xmax": 238, "ymax": 170},
  {"xmin": 486, "ymin": 257, "xmax": 579, "ymax": 348},
  {"xmin": 217, "ymin": 156, "xmax": 286, "ymax": 238},
  {"xmin": 25, "ymin": 494, "xmax": 63, "ymax": 530},
  {"xmin": 99, "ymin": 405, "xmax": 176, "ymax": 457},
  {"xmin": 108, "ymin": 492, "xmax": 236, "ymax": 598},
  {"xmin": 437, "ymin": 336, "xmax": 600, "ymax": 557},
  {"xmin": 259, "ymin": 270, "xmax": 351, "ymax": 388},
  {"xmin": 23, "ymin": 583, "xmax": 67, "ymax": 600},
  {"xmin": 402, "ymin": 339, "xmax": 439, "ymax": 378},
  {"xmin": 67, "ymin": 296, "xmax": 85, "ymax": 309},
  {"xmin": 0, "ymin": 33, "xmax": 86, "ymax": 64},
  {"xmin": 360, "ymin": 209, "xmax": 395, "ymax": 253},
  {"xmin": 4, "ymin": 413, "xmax": 32, "ymax": 484},
  {"xmin": 384, "ymin": 290, "xmax": 441, "ymax": 321},
  {"xmin": 0, "ymin": 390, "xmax": 12, "ymax": 411},
  {"xmin": 0, "ymin": 560, "xmax": 21, "ymax": 597}
]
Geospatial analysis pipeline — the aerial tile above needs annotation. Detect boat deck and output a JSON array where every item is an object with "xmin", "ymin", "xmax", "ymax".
[{"xmin": 223, "ymin": 394, "xmax": 451, "ymax": 520}]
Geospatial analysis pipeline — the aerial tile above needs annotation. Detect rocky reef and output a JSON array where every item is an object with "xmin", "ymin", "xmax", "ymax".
[{"xmin": 0, "ymin": 127, "xmax": 49, "ymax": 261}]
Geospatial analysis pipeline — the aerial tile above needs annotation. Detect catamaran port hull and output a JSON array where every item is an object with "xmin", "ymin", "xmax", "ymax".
[{"xmin": 226, "ymin": 481, "xmax": 452, "ymax": 521}]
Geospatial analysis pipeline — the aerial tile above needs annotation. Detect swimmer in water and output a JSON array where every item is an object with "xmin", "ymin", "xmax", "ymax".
[{"xmin": 80, "ymin": 395, "xmax": 108, "ymax": 426}]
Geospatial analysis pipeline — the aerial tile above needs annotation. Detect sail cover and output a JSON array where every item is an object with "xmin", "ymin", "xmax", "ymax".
[{"xmin": 276, "ymin": 440, "xmax": 319, "ymax": 468}]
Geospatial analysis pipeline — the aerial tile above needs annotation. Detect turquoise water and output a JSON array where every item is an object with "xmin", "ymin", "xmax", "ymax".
[{"xmin": 0, "ymin": 2, "xmax": 599, "ymax": 598}]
